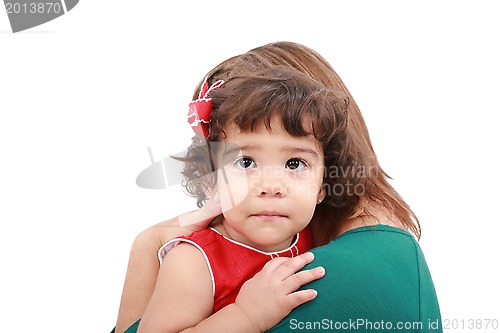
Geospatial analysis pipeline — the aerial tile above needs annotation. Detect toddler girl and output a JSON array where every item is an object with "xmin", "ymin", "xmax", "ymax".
[{"xmin": 137, "ymin": 66, "xmax": 351, "ymax": 333}]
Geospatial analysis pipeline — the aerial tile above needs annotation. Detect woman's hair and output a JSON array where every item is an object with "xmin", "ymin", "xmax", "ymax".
[{"xmin": 183, "ymin": 42, "xmax": 421, "ymax": 244}]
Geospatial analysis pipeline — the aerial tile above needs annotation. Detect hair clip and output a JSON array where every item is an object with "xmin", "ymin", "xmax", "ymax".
[{"xmin": 187, "ymin": 76, "xmax": 224, "ymax": 138}]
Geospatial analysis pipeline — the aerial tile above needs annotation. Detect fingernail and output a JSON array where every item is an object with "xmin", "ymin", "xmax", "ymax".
[
  {"xmin": 305, "ymin": 252, "xmax": 315, "ymax": 260},
  {"xmin": 316, "ymin": 266, "xmax": 325, "ymax": 275}
]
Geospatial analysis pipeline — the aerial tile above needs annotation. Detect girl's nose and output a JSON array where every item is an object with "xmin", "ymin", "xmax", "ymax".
[
  {"xmin": 256, "ymin": 167, "xmax": 286, "ymax": 198},
  {"xmin": 259, "ymin": 186, "xmax": 284, "ymax": 198}
]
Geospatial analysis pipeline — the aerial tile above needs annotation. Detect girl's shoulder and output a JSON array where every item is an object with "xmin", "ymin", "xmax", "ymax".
[{"xmin": 140, "ymin": 241, "xmax": 214, "ymax": 332}]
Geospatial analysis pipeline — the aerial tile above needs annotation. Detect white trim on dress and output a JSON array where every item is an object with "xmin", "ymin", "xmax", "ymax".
[
  {"xmin": 208, "ymin": 227, "xmax": 301, "ymax": 258},
  {"xmin": 156, "ymin": 228, "xmax": 304, "ymax": 298}
]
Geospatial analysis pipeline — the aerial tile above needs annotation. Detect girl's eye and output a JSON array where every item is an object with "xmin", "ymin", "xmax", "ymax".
[
  {"xmin": 285, "ymin": 158, "xmax": 308, "ymax": 171},
  {"xmin": 234, "ymin": 157, "xmax": 256, "ymax": 169}
]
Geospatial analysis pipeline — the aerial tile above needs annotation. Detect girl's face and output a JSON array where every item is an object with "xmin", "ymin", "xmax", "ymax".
[{"xmin": 215, "ymin": 115, "xmax": 326, "ymax": 252}]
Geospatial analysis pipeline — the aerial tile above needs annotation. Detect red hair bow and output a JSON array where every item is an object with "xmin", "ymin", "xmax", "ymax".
[{"xmin": 187, "ymin": 77, "xmax": 225, "ymax": 138}]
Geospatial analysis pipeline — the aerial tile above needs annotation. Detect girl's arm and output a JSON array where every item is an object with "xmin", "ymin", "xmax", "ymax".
[
  {"xmin": 184, "ymin": 252, "xmax": 325, "ymax": 333},
  {"xmin": 137, "ymin": 243, "xmax": 214, "ymax": 333},
  {"xmin": 115, "ymin": 197, "xmax": 222, "ymax": 333},
  {"xmin": 138, "ymin": 249, "xmax": 323, "ymax": 333}
]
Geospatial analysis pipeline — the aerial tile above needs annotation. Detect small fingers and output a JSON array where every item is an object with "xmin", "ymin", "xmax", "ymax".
[
  {"xmin": 284, "ymin": 289, "xmax": 319, "ymax": 310},
  {"xmin": 273, "ymin": 252, "xmax": 315, "ymax": 279},
  {"xmin": 284, "ymin": 266, "xmax": 325, "ymax": 292},
  {"xmin": 204, "ymin": 192, "xmax": 222, "ymax": 215},
  {"xmin": 260, "ymin": 256, "xmax": 291, "ymax": 272}
]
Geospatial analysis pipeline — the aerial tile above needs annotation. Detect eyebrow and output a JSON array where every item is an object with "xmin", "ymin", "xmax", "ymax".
[
  {"xmin": 221, "ymin": 144, "xmax": 320, "ymax": 159},
  {"xmin": 220, "ymin": 145, "xmax": 252, "ymax": 159},
  {"xmin": 282, "ymin": 147, "xmax": 320, "ymax": 159}
]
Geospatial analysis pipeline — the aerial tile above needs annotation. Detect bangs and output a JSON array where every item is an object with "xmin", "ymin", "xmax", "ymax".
[{"xmin": 209, "ymin": 67, "xmax": 349, "ymax": 143}]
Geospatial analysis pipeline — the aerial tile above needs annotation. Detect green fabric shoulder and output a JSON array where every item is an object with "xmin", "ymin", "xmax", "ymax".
[
  {"xmin": 112, "ymin": 225, "xmax": 441, "ymax": 333},
  {"xmin": 268, "ymin": 224, "xmax": 442, "ymax": 333}
]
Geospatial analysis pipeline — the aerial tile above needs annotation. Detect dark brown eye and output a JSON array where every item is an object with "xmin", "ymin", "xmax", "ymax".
[{"xmin": 286, "ymin": 158, "xmax": 307, "ymax": 170}]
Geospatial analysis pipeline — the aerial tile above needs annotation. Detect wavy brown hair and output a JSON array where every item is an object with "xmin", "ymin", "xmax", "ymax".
[
  {"xmin": 182, "ymin": 42, "xmax": 420, "ymax": 244},
  {"xmin": 181, "ymin": 67, "xmax": 354, "ymax": 208}
]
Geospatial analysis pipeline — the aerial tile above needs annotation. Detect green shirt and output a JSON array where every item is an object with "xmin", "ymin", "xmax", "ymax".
[
  {"xmin": 113, "ymin": 225, "xmax": 442, "ymax": 333},
  {"xmin": 267, "ymin": 224, "xmax": 442, "ymax": 333}
]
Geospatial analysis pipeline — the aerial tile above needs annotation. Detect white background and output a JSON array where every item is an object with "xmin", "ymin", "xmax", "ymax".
[{"xmin": 1, "ymin": 1, "xmax": 499, "ymax": 332}]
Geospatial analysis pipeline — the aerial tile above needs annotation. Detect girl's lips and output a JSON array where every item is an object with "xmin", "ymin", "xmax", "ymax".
[{"xmin": 251, "ymin": 211, "xmax": 287, "ymax": 218}]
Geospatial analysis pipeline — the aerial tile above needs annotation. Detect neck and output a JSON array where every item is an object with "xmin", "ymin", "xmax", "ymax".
[{"xmin": 211, "ymin": 218, "xmax": 296, "ymax": 252}]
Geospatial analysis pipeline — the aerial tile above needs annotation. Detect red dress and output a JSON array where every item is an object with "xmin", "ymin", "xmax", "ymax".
[{"xmin": 158, "ymin": 227, "xmax": 313, "ymax": 313}]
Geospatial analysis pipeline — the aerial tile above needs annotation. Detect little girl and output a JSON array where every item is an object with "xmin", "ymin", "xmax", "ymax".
[{"xmin": 136, "ymin": 66, "xmax": 351, "ymax": 333}]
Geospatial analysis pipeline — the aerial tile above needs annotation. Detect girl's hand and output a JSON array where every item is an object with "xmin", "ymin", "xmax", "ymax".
[
  {"xmin": 149, "ymin": 193, "xmax": 222, "ymax": 245},
  {"xmin": 234, "ymin": 252, "xmax": 325, "ymax": 332},
  {"xmin": 178, "ymin": 192, "xmax": 222, "ymax": 231}
]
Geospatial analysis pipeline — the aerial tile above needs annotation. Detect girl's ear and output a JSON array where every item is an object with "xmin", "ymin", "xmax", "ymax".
[{"xmin": 317, "ymin": 183, "xmax": 327, "ymax": 204}]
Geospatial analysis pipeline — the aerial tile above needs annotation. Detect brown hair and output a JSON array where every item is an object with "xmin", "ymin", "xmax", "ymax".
[
  {"xmin": 182, "ymin": 67, "xmax": 354, "ymax": 207},
  {"xmin": 184, "ymin": 42, "xmax": 420, "ymax": 244}
]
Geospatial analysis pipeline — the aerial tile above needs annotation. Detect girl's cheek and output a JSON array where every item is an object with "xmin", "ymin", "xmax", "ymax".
[{"xmin": 217, "ymin": 168, "xmax": 250, "ymax": 211}]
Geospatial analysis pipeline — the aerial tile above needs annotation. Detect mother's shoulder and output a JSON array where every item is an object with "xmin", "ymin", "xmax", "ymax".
[
  {"xmin": 311, "ymin": 220, "xmax": 418, "ymax": 264},
  {"xmin": 333, "ymin": 204, "xmax": 409, "ymax": 238}
]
